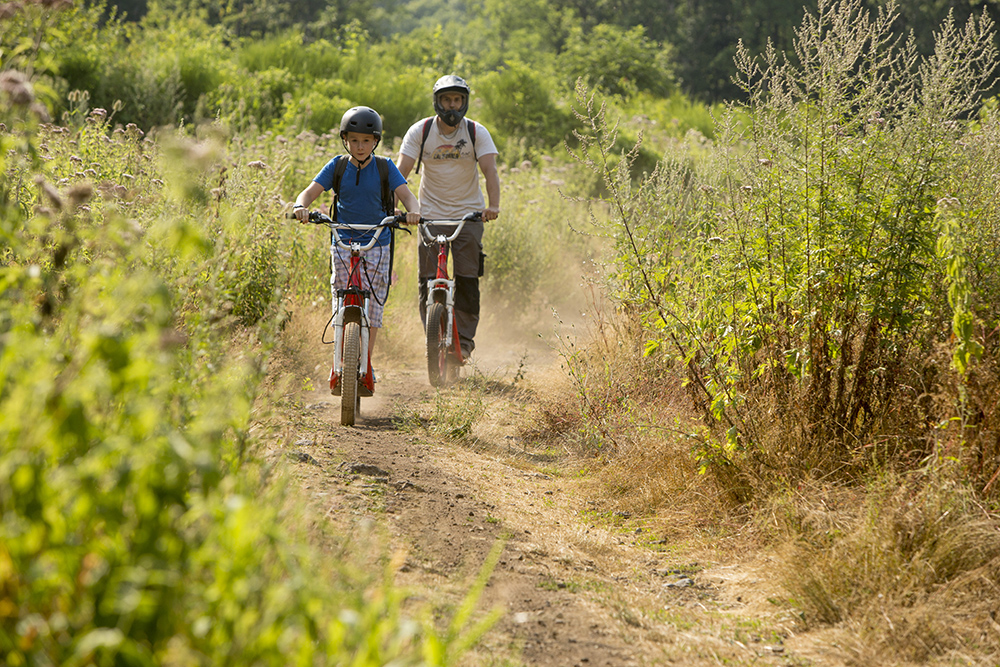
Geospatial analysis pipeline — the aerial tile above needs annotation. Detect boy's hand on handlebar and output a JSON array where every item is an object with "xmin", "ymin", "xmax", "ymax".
[
  {"xmin": 483, "ymin": 207, "xmax": 500, "ymax": 221},
  {"xmin": 404, "ymin": 211, "xmax": 421, "ymax": 225},
  {"xmin": 292, "ymin": 205, "xmax": 309, "ymax": 222}
]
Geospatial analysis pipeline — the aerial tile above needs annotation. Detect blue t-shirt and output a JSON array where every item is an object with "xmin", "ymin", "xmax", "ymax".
[{"xmin": 313, "ymin": 156, "xmax": 407, "ymax": 247}]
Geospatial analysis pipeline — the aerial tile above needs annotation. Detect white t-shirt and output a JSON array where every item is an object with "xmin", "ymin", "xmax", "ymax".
[{"xmin": 399, "ymin": 117, "xmax": 498, "ymax": 219}]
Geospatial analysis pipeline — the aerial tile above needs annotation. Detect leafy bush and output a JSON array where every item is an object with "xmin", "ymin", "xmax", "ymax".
[
  {"xmin": 557, "ymin": 23, "xmax": 675, "ymax": 99},
  {"xmin": 475, "ymin": 61, "xmax": 574, "ymax": 162}
]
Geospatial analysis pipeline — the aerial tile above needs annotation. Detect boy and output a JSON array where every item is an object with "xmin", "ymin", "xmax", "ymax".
[{"xmin": 293, "ymin": 106, "xmax": 420, "ymax": 389}]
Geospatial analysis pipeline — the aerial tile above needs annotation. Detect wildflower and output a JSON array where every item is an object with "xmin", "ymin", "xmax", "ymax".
[
  {"xmin": 30, "ymin": 103, "xmax": 50, "ymax": 122},
  {"xmin": 247, "ymin": 160, "xmax": 268, "ymax": 170}
]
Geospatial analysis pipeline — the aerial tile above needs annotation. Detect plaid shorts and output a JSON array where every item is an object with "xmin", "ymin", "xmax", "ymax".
[{"xmin": 331, "ymin": 243, "xmax": 390, "ymax": 328}]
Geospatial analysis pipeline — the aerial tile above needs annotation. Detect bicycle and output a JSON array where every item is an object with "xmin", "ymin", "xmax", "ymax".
[
  {"xmin": 291, "ymin": 210, "xmax": 409, "ymax": 425},
  {"xmin": 417, "ymin": 211, "xmax": 482, "ymax": 387}
]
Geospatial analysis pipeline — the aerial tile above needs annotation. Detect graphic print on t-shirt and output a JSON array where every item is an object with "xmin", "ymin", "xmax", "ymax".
[{"xmin": 431, "ymin": 139, "xmax": 467, "ymax": 161}]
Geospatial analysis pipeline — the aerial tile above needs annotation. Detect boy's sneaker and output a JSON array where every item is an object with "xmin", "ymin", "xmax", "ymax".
[
  {"xmin": 460, "ymin": 344, "xmax": 474, "ymax": 365},
  {"xmin": 359, "ymin": 368, "xmax": 376, "ymax": 397}
]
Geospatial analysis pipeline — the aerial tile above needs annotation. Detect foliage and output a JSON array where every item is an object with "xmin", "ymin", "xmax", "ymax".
[
  {"xmin": 576, "ymin": 0, "xmax": 1000, "ymax": 496},
  {"xmin": 558, "ymin": 23, "xmax": 675, "ymax": 99},
  {"xmin": 3, "ymin": 0, "xmax": 708, "ymax": 163},
  {"xmin": 0, "ymin": 52, "xmax": 496, "ymax": 665},
  {"xmin": 474, "ymin": 61, "xmax": 573, "ymax": 161},
  {"xmin": 479, "ymin": 158, "xmax": 594, "ymax": 326}
]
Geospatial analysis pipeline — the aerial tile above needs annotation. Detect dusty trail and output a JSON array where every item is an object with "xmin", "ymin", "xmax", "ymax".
[{"xmin": 276, "ymin": 347, "xmax": 829, "ymax": 666}]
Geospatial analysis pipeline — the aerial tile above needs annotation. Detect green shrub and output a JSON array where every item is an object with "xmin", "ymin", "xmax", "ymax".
[
  {"xmin": 557, "ymin": 23, "xmax": 675, "ymax": 99},
  {"xmin": 475, "ymin": 61, "xmax": 574, "ymax": 163}
]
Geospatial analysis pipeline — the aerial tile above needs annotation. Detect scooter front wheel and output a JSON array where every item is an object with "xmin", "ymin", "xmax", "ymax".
[
  {"xmin": 341, "ymin": 321, "xmax": 361, "ymax": 425},
  {"xmin": 425, "ymin": 302, "xmax": 450, "ymax": 387}
]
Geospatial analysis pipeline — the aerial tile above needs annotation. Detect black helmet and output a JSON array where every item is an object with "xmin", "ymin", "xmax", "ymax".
[
  {"xmin": 432, "ymin": 75, "xmax": 470, "ymax": 127},
  {"xmin": 339, "ymin": 106, "xmax": 383, "ymax": 139}
]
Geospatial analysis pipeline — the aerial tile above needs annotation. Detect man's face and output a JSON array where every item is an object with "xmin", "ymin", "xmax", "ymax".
[
  {"xmin": 437, "ymin": 92, "xmax": 467, "ymax": 125},
  {"xmin": 344, "ymin": 131, "xmax": 376, "ymax": 161}
]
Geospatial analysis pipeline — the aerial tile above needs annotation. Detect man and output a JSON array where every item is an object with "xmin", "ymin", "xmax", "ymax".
[{"xmin": 397, "ymin": 75, "xmax": 501, "ymax": 361}]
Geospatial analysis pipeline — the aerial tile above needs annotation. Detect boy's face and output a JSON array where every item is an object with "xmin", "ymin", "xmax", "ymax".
[{"xmin": 344, "ymin": 131, "xmax": 376, "ymax": 161}]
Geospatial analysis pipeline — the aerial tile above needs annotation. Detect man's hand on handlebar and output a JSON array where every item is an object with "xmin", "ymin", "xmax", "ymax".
[{"xmin": 483, "ymin": 207, "xmax": 500, "ymax": 221}]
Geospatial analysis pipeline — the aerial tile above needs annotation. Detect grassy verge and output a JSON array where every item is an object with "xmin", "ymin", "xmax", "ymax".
[{"xmin": 0, "ymin": 70, "xmax": 500, "ymax": 666}]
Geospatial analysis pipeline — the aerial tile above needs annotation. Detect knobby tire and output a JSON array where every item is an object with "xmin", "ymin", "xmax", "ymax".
[
  {"xmin": 342, "ymin": 321, "xmax": 361, "ymax": 425},
  {"xmin": 426, "ymin": 302, "xmax": 449, "ymax": 387}
]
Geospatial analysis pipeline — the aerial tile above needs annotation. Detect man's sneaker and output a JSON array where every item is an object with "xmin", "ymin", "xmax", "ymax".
[{"xmin": 460, "ymin": 344, "xmax": 474, "ymax": 365}]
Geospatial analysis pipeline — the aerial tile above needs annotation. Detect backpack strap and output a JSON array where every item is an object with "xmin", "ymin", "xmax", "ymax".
[
  {"xmin": 373, "ymin": 156, "xmax": 393, "ymax": 215},
  {"xmin": 467, "ymin": 118, "xmax": 477, "ymax": 162},
  {"xmin": 415, "ymin": 118, "xmax": 434, "ymax": 175},
  {"xmin": 330, "ymin": 155, "xmax": 349, "ymax": 222}
]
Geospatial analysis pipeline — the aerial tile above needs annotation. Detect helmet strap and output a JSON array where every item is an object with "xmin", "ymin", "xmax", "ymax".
[{"xmin": 341, "ymin": 135, "xmax": 380, "ymax": 185}]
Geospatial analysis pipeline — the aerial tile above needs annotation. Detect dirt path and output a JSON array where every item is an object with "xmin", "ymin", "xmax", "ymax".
[{"xmin": 276, "ymin": 350, "xmax": 836, "ymax": 666}]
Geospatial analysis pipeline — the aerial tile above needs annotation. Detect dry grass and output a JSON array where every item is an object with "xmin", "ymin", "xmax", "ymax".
[
  {"xmin": 507, "ymin": 301, "xmax": 746, "ymax": 556},
  {"xmin": 768, "ymin": 467, "xmax": 1000, "ymax": 665}
]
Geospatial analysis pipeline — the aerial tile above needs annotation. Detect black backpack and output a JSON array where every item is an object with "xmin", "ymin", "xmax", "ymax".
[
  {"xmin": 329, "ymin": 155, "xmax": 397, "ymax": 305},
  {"xmin": 414, "ymin": 117, "xmax": 477, "ymax": 174}
]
